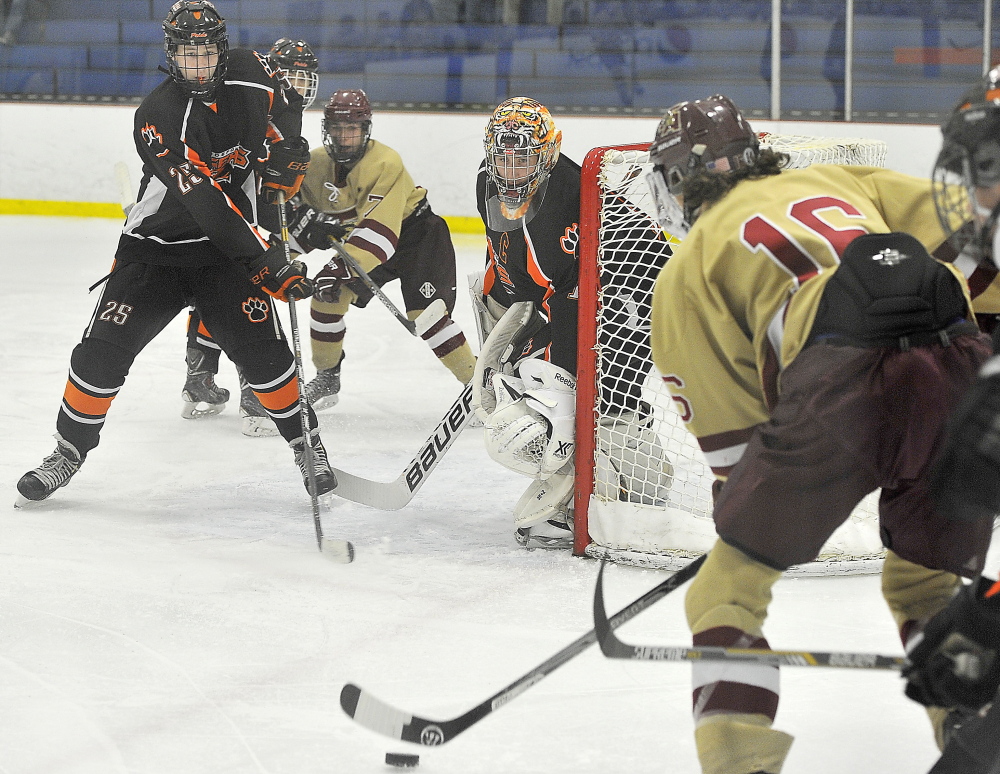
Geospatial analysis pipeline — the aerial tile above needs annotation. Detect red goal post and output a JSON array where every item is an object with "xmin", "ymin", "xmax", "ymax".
[{"xmin": 574, "ymin": 136, "xmax": 888, "ymax": 576}]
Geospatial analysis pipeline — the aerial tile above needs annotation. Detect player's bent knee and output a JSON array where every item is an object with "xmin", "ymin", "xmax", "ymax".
[
  {"xmin": 685, "ymin": 538, "xmax": 783, "ymax": 637},
  {"xmin": 72, "ymin": 337, "xmax": 135, "ymax": 386},
  {"xmin": 227, "ymin": 340, "xmax": 294, "ymax": 385}
]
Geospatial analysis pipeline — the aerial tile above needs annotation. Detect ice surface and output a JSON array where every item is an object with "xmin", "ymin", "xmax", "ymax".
[{"xmin": 1, "ymin": 216, "xmax": 995, "ymax": 773}]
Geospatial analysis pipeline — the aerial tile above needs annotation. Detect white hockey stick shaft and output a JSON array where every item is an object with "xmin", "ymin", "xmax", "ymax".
[
  {"xmin": 331, "ymin": 382, "xmax": 474, "ymax": 510},
  {"xmin": 114, "ymin": 161, "xmax": 135, "ymax": 215}
]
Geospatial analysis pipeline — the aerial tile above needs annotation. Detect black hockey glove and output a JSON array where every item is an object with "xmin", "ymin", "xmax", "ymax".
[
  {"xmin": 931, "ymin": 365, "xmax": 1000, "ymax": 523},
  {"xmin": 288, "ymin": 204, "xmax": 349, "ymax": 251},
  {"xmin": 261, "ymin": 137, "xmax": 310, "ymax": 204},
  {"xmin": 313, "ymin": 254, "xmax": 352, "ymax": 303},
  {"xmin": 244, "ymin": 244, "xmax": 314, "ymax": 302},
  {"xmin": 903, "ymin": 577, "xmax": 1000, "ymax": 711}
]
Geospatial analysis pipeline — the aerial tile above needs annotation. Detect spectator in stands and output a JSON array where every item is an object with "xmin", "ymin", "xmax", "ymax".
[{"xmin": 0, "ymin": 0, "xmax": 31, "ymax": 45}]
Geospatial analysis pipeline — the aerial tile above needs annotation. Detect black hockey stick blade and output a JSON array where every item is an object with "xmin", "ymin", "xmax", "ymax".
[
  {"xmin": 339, "ymin": 553, "xmax": 706, "ymax": 745},
  {"xmin": 331, "ymin": 382, "xmax": 474, "ymax": 510},
  {"xmin": 594, "ymin": 560, "xmax": 905, "ymax": 670}
]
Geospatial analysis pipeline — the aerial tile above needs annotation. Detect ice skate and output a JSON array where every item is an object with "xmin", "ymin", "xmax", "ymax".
[
  {"xmin": 181, "ymin": 348, "xmax": 229, "ymax": 418},
  {"xmin": 290, "ymin": 430, "xmax": 338, "ymax": 495},
  {"xmin": 515, "ymin": 513, "xmax": 573, "ymax": 550},
  {"xmin": 304, "ymin": 356, "xmax": 342, "ymax": 412},
  {"xmin": 15, "ymin": 434, "xmax": 86, "ymax": 506},
  {"xmin": 238, "ymin": 371, "xmax": 279, "ymax": 438}
]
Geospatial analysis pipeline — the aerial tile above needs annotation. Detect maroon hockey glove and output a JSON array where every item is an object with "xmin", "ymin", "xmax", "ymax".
[
  {"xmin": 313, "ymin": 255, "xmax": 352, "ymax": 303},
  {"xmin": 903, "ymin": 577, "xmax": 1000, "ymax": 712},
  {"xmin": 288, "ymin": 204, "xmax": 349, "ymax": 251},
  {"xmin": 244, "ymin": 244, "xmax": 314, "ymax": 302},
  {"xmin": 261, "ymin": 137, "xmax": 310, "ymax": 204}
]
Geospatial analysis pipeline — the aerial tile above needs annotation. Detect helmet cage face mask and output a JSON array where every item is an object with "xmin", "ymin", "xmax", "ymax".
[
  {"xmin": 322, "ymin": 89, "xmax": 373, "ymax": 165},
  {"xmin": 163, "ymin": 0, "xmax": 228, "ymax": 101},
  {"xmin": 484, "ymin": 97, "xmax": 561, "ymax": 207},
  {"xmin": 933, "ymin": 95, "xmax": 1000, "ymax": 267},
  {"xmin": 268, "ymin": 38, "xmax": 319, "ymax": 109}
]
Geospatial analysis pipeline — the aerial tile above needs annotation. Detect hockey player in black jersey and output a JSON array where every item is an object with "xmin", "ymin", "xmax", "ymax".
[
  {"xmin": 16, "ymin": 0, "xmax": 335, "ymax": 504},
  {"xmin": 900, "ymin": 69, "xmax": 1000, "ymax": 774},
  {"xmin": 470, "ymin": 97, "xmax": 672, "ymax": 550},
  {"xmin": 180, "ymin": 36, "xmax": 321, "ymax": 438}
]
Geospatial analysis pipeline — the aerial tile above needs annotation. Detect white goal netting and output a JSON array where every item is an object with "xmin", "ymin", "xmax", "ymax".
[{"xmin": 578, "ymin": 135, "xmax": 889, "ymax": 576}]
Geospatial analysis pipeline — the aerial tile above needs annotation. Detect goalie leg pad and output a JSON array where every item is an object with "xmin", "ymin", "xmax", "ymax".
[
  {"xmin": 512, "ymin": 469, "xmax": 574, "ymax": 529},
  {"xmin": 596, "ymin": 411, "xmax": 673, "ymax": 504}
]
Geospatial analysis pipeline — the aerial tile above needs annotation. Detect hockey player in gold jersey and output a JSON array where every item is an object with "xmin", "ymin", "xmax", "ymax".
[
  {"xmin": 647, "ymin": 94, "xmax": 993, "ymax": 774},
  {"xmin": 287, "ymin": 89, "xmax": 476, "ymax": 410}
]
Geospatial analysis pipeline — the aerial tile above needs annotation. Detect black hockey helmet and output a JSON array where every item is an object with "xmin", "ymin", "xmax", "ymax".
[
  {"xmin": 646, "ymin": 94, "xmax": 758, "ymax": 234},
  {"xmin": 933, "ymin": 67, "xmax": 1000, "ymax": 266},
  {"xmin": 322, "ymin": 89, "xmax": 373, "ymax": 166},
  {"xmin": 268, "ymin": 38, "xmax": 319, "ymax": 109},
  {"xmin": 162, "ymin": 0, "xmax": 228, "ymax": 101}
]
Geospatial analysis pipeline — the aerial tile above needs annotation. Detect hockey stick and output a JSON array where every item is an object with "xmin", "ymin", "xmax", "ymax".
[
  {"xmin": 331, "ymin": 381, "xmax": 474, "ymax": 509},
  {"xmin": 326, "ymin": 240, "xmax": 446, "ymax": 337},
  {"xmin": 114, "ymin": 161, "xmax": 135, "ymax": 215},
  {"xmin": 339, "ymin": 553, "xmax": 706, "ymax": 745},
  {"xmin": 277, "ymin": 192, "xmax": 354, "ymax": 563},
  {"xmin": 593, "ymin": 560, "xmax": 905, "ymax": 670}
]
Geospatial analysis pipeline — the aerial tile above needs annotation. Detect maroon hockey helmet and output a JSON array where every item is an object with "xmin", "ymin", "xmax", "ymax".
[
  {"xmin": 162, "ymin": 0, "xmax": 228, "ymax": 101},
  {"xmin": 322, "ymin": 89, "xmax": 373, "ymax": 166},
  {"xmin": 268, "ymin": 37, "xmax": 319, "ymax": 109},
  {"xmin": 646, "ymin": 94, "xmax": 758, "ymax": 234}
]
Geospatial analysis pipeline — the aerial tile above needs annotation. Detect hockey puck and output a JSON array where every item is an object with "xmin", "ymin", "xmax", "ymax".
[{"xmin": 385, "ymin": 752, "xmax": 419, "ymax": 767}]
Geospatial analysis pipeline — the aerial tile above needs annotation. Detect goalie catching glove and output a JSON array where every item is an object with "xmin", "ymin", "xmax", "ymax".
[
  {"xmin": 903, "ymin": 577, "xmax": 1000, "ymax": 712},
  {"xmin": 261, "ymin": 137, "xmax": 310, "ymax": 204},
  {"xmin": 243, "ymin": 244, "xmax": 314, "ymax": 302},
  {"xmin": 288, "ymin": 203, "xmax": 350, "ymax": 251}
]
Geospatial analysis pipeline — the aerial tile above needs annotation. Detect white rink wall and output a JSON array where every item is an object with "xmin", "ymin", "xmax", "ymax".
[{"xmin": 0, "ymin": 102, "xmax": 943, "ymax": 219}]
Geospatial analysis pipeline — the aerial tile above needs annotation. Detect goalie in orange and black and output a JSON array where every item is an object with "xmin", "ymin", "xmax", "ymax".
[
  {"xmin": 647, "ymin": 94, "xmax": 993, "ymax": 774},
  {"xmin": 16, "ymin": 0, "xmax": 336, "ymax": 505}
]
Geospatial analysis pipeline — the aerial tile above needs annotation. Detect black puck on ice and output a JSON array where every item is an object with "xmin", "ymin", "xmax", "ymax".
[{"xmin": 385, "ymin": 752, "xmax": 419, "ymax": 767}]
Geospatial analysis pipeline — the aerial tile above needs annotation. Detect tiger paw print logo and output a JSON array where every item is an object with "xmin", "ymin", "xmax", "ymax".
[{"xmin": 242, "ymin": 297, "xmax": 270, "ymax": 323}]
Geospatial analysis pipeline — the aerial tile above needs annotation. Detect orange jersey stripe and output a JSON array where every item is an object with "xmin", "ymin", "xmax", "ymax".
[
  {"xmin": 255, "ymin": 379, "xmax": 299, "ymax": 412},
  {"xmin": 986, "ymin": 579, "xmax": 1000, "ymax": 598},
  {"xmin": 63, "ymin": 381, "xmax": 115, "ymax": 417}
]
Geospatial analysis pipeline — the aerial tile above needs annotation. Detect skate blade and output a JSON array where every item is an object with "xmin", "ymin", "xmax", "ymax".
[
  {"xmin": 311, "ymin": 394, "xmax": 340, "ymax": 412},
  {"xmin": 320, "ymin": 538, "xmax": 355, "ymax": 563},
  {"xmin": 181, "ymin": 401, "xmax": 227, "ymax": 419},
  {"xmin": 14, "ymin": 492, "xmax": 44, "ymax": 509},
  {"xmin": 240, "ymin": 414, "xmax": 279, "ymax": 438}
]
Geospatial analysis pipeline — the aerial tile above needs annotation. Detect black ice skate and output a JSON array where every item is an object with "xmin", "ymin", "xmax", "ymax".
[
  {"xmin": 16, "ymin": 434, "xmax": 86, "ymax": 506},
  {"xmin": 303, "ymin": 355, "xmax": 342, "ymax": 412},
  {"xmin": 290, "ymin": 430, "xmax": 338, "ymax": 496},
  {"xmin": 181, "ymin": 349, "xmax": 230, "ymax": 418},
  {"xmin": 238, "ymin": 370, "xmax": 278, "ymax": 438}
]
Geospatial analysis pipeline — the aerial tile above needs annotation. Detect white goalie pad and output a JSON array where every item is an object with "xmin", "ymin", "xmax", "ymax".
[
  {"xmin": 484, "ymin": 359, "xmax": 576, "ymax": 480},
  {"xmin": 471, "ymin": 300, "xmax": 537, "ymax": 421},
  {"xmin": 512, "ymin": 469, "xmax": 575, "ymax": 528},
  {"xmin": 595, "ymin": 411, "xmax": 673, "ymax": 505},
  {"xmin": 467, "ymin": 271, "xmax": 505, "ymax": 348}
]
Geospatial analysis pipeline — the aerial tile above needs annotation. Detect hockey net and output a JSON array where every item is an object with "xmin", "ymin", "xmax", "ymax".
[{"xmin": 574, "ymin": 134, "xmax": 889, "ymax": 576}]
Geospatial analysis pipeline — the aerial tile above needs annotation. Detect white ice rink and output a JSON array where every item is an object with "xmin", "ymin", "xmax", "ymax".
[{"xmin": 2, "ymin": 215, "xmax": 996, "ymax": 773}]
